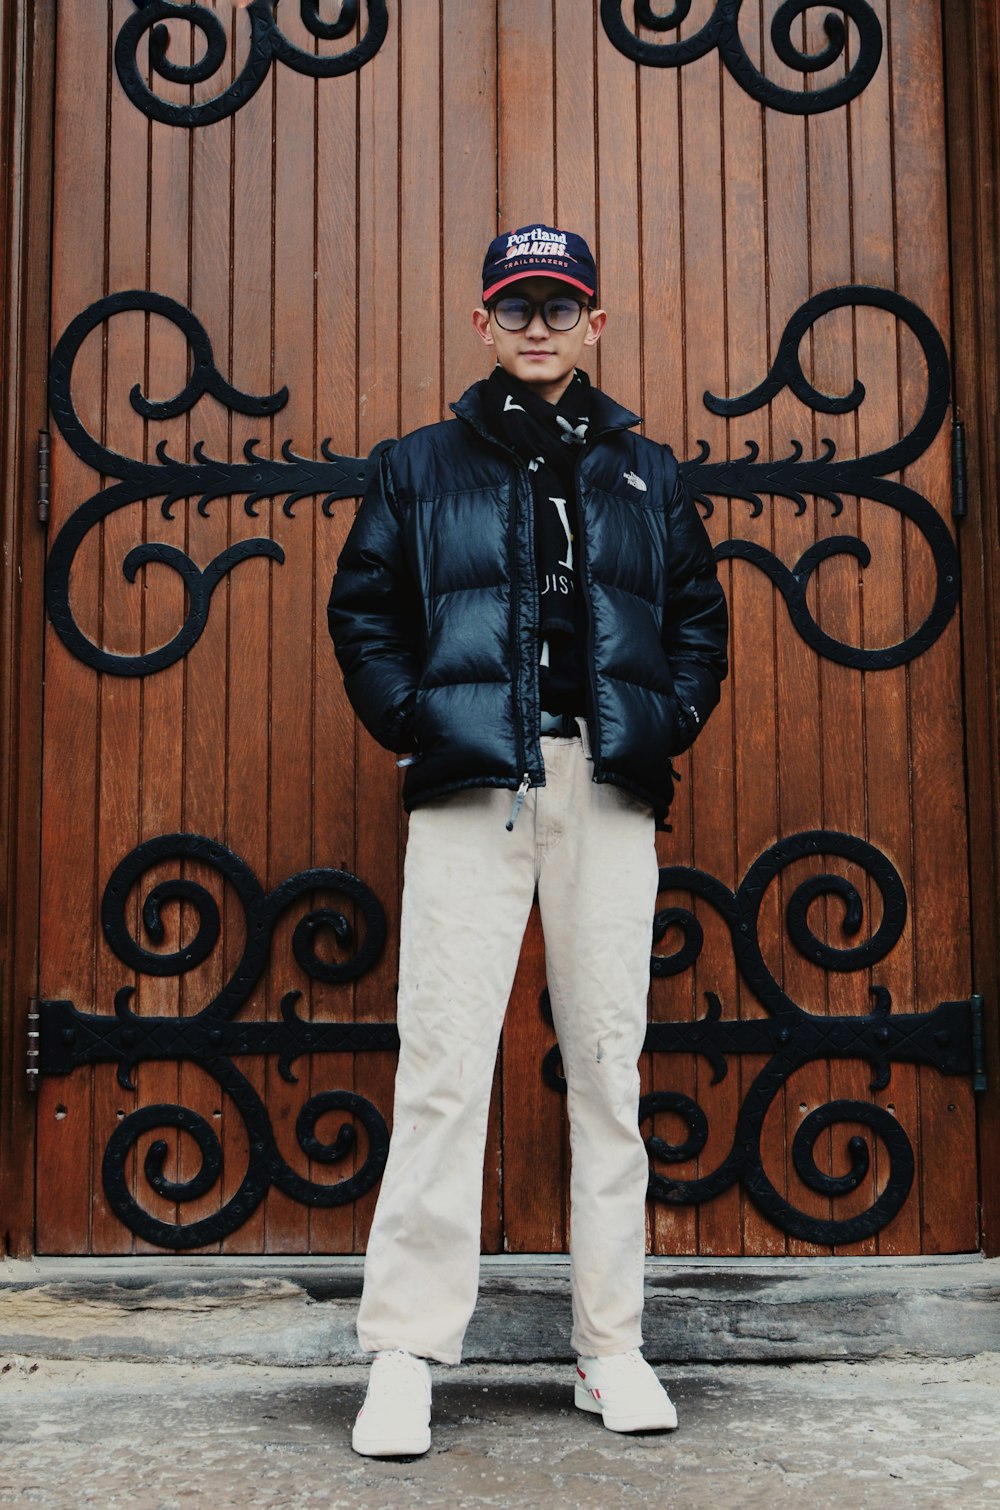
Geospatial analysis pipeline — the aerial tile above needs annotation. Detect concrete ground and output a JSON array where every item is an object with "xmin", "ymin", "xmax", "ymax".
[
  {"xmin": 2, "ymin": 1353, "xmax": 999, "ymax": 1510},
  {"xmin": 3, "ymin": 1258, "xmax": 998, "ymax": 1507}
]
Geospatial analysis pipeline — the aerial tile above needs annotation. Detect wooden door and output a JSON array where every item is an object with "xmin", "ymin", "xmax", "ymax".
[{"xmin": 35, "ymin": 0, "xmax": 981, "ymax": 1256}]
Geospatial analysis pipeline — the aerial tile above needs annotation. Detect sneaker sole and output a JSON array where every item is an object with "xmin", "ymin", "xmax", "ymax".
[
  {"xmin": 574, "ymin": 1383, "xmax": 678, "ymax": 1433},
  {"xmin": 351, "ymin": 1426, "xmax": 431, "ymax": 1458}
]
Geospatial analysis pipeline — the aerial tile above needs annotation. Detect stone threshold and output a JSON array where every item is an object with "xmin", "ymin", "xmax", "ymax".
[{"xmin": 1, "ymin": 1253, "xmax": 997, "ymax": 1366}]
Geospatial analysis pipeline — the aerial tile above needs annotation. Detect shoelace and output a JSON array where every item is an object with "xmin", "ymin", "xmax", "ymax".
[
  {"xmin": 599, "ymin": 1349, "xmax": 644, "ymax": 1375},
  {"xmin": 582, "ymin": 1349, "xmax": 654, "ymax": 1389},
  {"xmin": 371, "ymin": 1350, "xmax": 430, "ymax": 1399}
]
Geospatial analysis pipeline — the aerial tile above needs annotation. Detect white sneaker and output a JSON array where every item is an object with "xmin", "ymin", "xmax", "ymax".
[
  {"xmin": 574, "ymin": 1348, "xmax": 679, "ymax": 1432},
  {"xmin": 351, "ymin": 1349, "xmax": 432, "ymax": 1457}
]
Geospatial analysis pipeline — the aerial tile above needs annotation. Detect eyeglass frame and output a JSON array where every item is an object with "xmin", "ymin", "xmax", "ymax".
[{"xmin": 486, "ymin": 292, "xmax": 594, "ymax": 333}]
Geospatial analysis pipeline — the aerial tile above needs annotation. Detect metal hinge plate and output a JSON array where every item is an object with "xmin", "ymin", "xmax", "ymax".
[
  {"xmin": 37, "ymin": 429, "xmax": 50, "ymax": 525},
  {"xmin": 952, "ymin": 415, "xmax": 968, "ymax": 521},
  {"xmin": 970, "ymin": 993, "xmax": 987, "ymax": 1090},
  {"xmin": 26, "ymin": 997, "xmax": 42, "ymax": 1091}
]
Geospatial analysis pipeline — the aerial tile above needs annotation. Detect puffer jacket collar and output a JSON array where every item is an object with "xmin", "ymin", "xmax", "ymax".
[{"xmin": 450, "ymin": 376, "xmax": 641, "ymax": 447}]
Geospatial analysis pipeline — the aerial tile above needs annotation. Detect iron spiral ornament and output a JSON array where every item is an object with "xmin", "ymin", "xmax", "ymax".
[
  {"xmin": 684, "ymin": 285, "xmax": 958, "ymax": 671},
  {"xmin": 39, "ymin": 834, "xmax": 395, "ymax": 1248},
  {"xmin": 600, "ymin": 0, "xmax": 882, "ymax": 114},
  {"xmin": 541, "ymin": 830, "xmax": 977, "ymax": 1246},
  {"xmin": 116, "ymin": 0, "xmax": 389, "ymax": 128},
  {"xmin": 47, "ymin": 284, "xmax": 956, "ymax": 679},
  {"xmin": 46, "ymin": 290, "xmax": 373, "ymax": 677}
]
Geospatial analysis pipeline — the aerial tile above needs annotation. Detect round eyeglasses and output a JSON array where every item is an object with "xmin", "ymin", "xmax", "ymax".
[{"xmin": 489, "ymin": 294, "xmax": 588, "ymax": 332}]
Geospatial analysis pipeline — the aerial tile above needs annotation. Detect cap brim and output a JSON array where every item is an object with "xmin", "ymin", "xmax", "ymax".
[{"xmin": 483, "ymin": 270, "xmax": 595, "ymax": 302}]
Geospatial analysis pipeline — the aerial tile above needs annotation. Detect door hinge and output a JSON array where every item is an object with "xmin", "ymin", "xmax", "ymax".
[
  {"xmin": 37, "ymin": 428, "xmax": 50, "ymax": 526},
  {"xmin": 970, "ymin": 993, "xmax": 986, "ymax": 1091},
  {"xmin": 951, "ymin": 415, "xmax": 967, "ymax": 521},
  {"xmin": 26, "ymin": 997, "xmax": 41, "ymax": 1092}
]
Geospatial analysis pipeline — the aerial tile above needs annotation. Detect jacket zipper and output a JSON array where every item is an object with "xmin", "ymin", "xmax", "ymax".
[
  {"xmin": 453, "ymin": 398, "xmax": 633, "ymax": 813},
  {"xmin": 506, "ymin": 772, "xmax": 531, "ymax": 830},
  {"xmin": 442, "ymin": 407, "xmax": 541, "ymax": 815},
  {"xmin": 506, "ymin": 457, "xmax": 534, "ymax": 800},
  {"xmin": 573, "ymin": 445, "xmax": 601, "ymax": 775}
]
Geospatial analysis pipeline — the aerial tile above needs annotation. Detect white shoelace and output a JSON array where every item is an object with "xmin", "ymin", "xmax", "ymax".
[{"xmin": 370, "ymin": 1350, "xmax": 430, "ymax": 1400}]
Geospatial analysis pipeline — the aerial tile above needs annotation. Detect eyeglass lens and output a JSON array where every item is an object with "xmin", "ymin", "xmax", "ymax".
[{"xmin": 491, "ymin": 296, "xmax": 585, "ymax": 332}]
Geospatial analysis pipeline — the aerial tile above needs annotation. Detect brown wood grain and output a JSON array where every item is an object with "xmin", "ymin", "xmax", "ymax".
[
  {"xmin": 498, "ymin": 0, "xmax": 554, "ymax": 230},
  {"xmin": 851, "ymin": 0, "xmax": 921, "ymax": 1254},
  {"xmin": 24, "ymin": 0, "xmax": 988, "ymax": 1261},
  {"xmin": 266, "ymin": 14, "xmax": 317, "ymax": 1257},
  {"xmin": 130, "ymin": 0, "xmax": 186, "ymax": 1257},
  {"xmin": 765, "ymin": 1, "xmax": 829, "ymax": 1257},
  {"xmin": 0, "ymin": 0, "xmax": 56, "ymax": 1256},
  {"xmin": 310, "ymin": 1, "xmax": 363, "ymax": 1258},
  {"xmin": 502, "ymin": 911, "xmax": 568, "ymax": 1254},
  {"xmin": 352, "ymin": 0, "xmax": 402, "ymax": 1255},
  {"xmin": 894, "ymin": 0, "xmax": 977, "ymax": 1253},
  {"xmin": 36, "ymin": 0, "xmax": 110, "ymax": 1253},
  {"xmin": 806, "ymin": 8, "xmax": 877, "ymax": 1256},
  {"xmin": 676, "ymin": 12, "xmax": 743, "ymax": 1256},
  {"xmin": 722, "ymin": 1, "xmax": 790, "ymax": 1259},
  {"xmin": 186, "ymin": 10, "xmax": 238, "ymax": 1252},
  {"xmin": 221, "ymin": 15, "xmax": 276, "ymax": 1255},
  {"xmin": 637, "ymin": 17, "xmax": 697, "ymax": 1258},
  {"xmin": 947, "ymin": 0, "xmax": 1000, "ymax": 1258}
]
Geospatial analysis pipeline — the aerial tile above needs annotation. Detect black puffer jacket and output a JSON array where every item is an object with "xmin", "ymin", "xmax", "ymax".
[{"xmin": 328, "ymin": 380, "xmax": 728, "ymax": 824}]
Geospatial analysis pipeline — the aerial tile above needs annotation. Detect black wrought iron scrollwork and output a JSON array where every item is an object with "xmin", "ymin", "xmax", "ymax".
[
  {"xmin": 542, "ymin": 830, "xmax": 976, "ymax": 1246},
  {"xmin": 652, "ymin": 828, "xmax": 908, "ymax": 1022},
  {"xmin": 686, "ymin": 285, "xmax": 959, "ymax": 670},
  {"xmin": 46, "ymin": 290, "xmax": 373, "ymax": 677},
  {"xmin": 116, "ymin": 1, "xmax": 389, "ymax": 128},
  {"xmin": 47, "ymin": 282, "xmax": 955, "ymax": 678},
  {"xmin": 600, "ymin": 1, "xmax": 882, "ymax": 114},
  {"xmin": 39, "ymin": 834, "xmax": 396, "ymax": 1249}
]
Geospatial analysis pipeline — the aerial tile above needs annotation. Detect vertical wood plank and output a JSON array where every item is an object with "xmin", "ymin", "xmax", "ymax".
[
  {"xmin": 947, "ymin": 0, "xmax": 1000, "ymax": 1257},
  {"xmin": 36, "ymin": 1, "xmax": 110, "ymax": 1253},
  {"xmin": 131, "ymin": 25, "xmax": 194, "ymax": 1253},
  {"xmin": 805, "ymin": 5, "xmax": 877, "ymax": 1255},
  {"xmin": 593, "ymin": 7, "xmax": 639, "ymax": 413},
  {"xmin": 890, "ymin": 0, "xmax": 977, "ymax": 1252},
  {"xmin": 221, "ymin": 6, "xmax": 275, "ymax": 1255},
  {"xmin": 709, "ymin": 1, "xmax": 782, "ymax": 1259},
  {"xmin": 761, "ymin": 0, "xmax": 827, "ymax": 1256},
  {"xmin": 498, "ymin": 0, "xmax": 555, "ymax": 229},
  {"xmin": 0, "ymin": 0, "xmax": 55, "ymax": 1255},
  {"xmin": 352, "ymin": 0, "xmax": 402, "ymax": 1252},
  {"xmin": 310, "ymin": 11, "xmax": 363, "ymax": 1257},
  {"xmin": 185, "ymin": 44, "xmax": 238, "ymax": 1250},
  {"xmin": 848, "ymin": 0, "xmax": 920, "ymax": 1254},
  {"xmin": 264, "ymin": 5, "xmax": 316, "ymax": 1257},
  {"xmin": 636, "ymin": 8, "xmax": 699, "ymax": 1258},
  {"xmin": 677, "ymin": 15, "xmax": 741, "ymax": 1256},
  {"xmin": 442, "ymin": 0, "xmax": 498, "ymax": 407}
]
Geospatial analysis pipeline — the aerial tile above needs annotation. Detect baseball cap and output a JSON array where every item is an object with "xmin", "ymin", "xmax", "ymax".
[{"xmin": 482, "ymin": 224, "xmax": 597, "ymax": 303}]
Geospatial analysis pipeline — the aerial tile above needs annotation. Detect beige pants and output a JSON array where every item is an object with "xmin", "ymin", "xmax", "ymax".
[{"xmin": 356, "ymin": 735, "xmax": 659, "ymax": 1363}]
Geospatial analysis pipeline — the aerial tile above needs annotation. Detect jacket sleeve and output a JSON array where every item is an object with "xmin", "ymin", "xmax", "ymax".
[
  {"xmin": 327, "ymin": 446, "xmax": 423, "ymax": 753},
  {"xmin": 662, "ymin": 460, "xmax": 729, "ymax": 754}
]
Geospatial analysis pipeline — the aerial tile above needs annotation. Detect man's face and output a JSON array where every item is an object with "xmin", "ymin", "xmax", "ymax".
[{"xmin": 472, "ymin": 277, "xmax": 606, "ymax": 404}]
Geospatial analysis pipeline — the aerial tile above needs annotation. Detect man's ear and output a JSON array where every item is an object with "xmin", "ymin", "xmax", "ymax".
[
  {"xmin": 583, "ymin": 308, "xmax": 607, "ymax": 347},
  {"xmin": 472, "ymin": 307, "xmax": 494, "ymax": 346}
]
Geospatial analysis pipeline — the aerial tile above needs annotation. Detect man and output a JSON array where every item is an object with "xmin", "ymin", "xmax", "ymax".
[{"xmin": 328, "ymin": 225, "xmax": 728, "ymax": 1457}]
